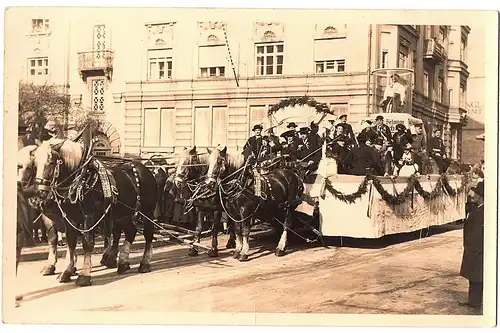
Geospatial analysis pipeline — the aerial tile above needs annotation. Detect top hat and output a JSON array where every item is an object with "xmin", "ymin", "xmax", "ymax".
[
  {"xmin": 252, "ymin": 124, "xmax": 263, "ymax": 131},
  {"xmin": 298, "ymin": 127, "xmax": 310, "ymax": 135},
  {"xmin": 287, "ymin": 122, "xmax": 298, "ymax": 129},
  {"xmin": 280, "ymin": 129, "xmax": 296, "ymax": 139},
  {"xmin": 375, "ymin": 115, "xmax": 384, "ymax": 121}
]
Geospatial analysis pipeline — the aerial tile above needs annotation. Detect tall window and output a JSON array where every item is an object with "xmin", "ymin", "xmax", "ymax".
[
  {"xmin": 437, "ymin": 78, "xmax": 444, "ymax": 103},
  {"xmin": 143, "ymin": 108, "xmax": 176, "ymax": 147},
  {"xmin": 448, "ymin": 89, "xmax": 453, "ymax": 105},
  {"xmin": 423, "ymin": 71, "xmax": 429, "ymax": 97},
  {"xmin": 194, "ymin": 106, "xmax": 228, "ymax": 147},
  {"xmin": 256, "ymin": 43, "xmax": 283, "ymax": 76},
  {"xmin": 148, "ymin": 49, "xmax": 173, "ymax": 80},
  {"xmin": 460, "ymin": 84, "xmax": 466, "ymax": 108},
  {"xmin": 28, "ymin": 57, "xmax": 49, "ymax": 79},
  {"xmin": 199, "ymin": 45, "xmax": 227, "ymax": 78},
  {"xmin": 438, "ymin": 27, "xmax": 445, "ymax": 44},
  {"xmin": 91, "ymin": 79, "xmax": 105, "ymax": 113},
  {"xmin": 31, "ymin": 18, "xmax": 49, "ymax": 34},
  {"xmin": 460, "ymin": 38, "xmax": 467, "ymax": 62},
  {"xmin": 314, "ymin": 37, "xmax": 346, "ymax": 74},
  {"xmin": 381, "ymin": 50, "xmax": 389, "ymax": 69}
]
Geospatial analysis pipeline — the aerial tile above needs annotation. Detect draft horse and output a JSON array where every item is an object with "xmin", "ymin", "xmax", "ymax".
[
  {"xmin": 171, "ymin": 146, "xmax": 236, "ymax": 257},
  {"xmin": 28, "ymin": 138, "xmax": 158, "ymax": 286},
  {"xmin": 206, "ymin": 146, "xmax": 304, "ymax": 261}
]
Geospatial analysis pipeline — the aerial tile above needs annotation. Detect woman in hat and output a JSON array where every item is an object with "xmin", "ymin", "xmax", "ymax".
[
  {"xmin": 459, "ymin": 181, "xmax": 485, "ymax": 310},
  {"xmin": 392, "ymin": 123, "xmax": 413, "ymax": 164},
  {"xmin": 279, "ymin": 129, "xmax": 298, "ymax": 161}
]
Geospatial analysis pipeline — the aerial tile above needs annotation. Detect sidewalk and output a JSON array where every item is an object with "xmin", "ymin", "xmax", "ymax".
[{"xmin": 19, "ymin": 231, "xmax": 207, "ymax": 262}]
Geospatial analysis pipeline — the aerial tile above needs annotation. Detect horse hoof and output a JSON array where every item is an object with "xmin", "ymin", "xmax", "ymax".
[
  {"xmin": 117, "ymin": 263, "xmax": 131, "ymax": 275},
  {"xmin": 232, "ymin": 251, "xmax": 240, "ymax": 259},
  {"xmin": 188, "ymin": 248, "xmax": 199, "ymax": 257},
  {"xmin": 207, "ymin": 249, "xmax": 218, "ymax": 258},
  {"xmin": 226, "ymin": 241, "xmax": 236, "ymax": 249},
  {"xmin": 238, "ymin": 254, "xmax": 249, "ymax": 262},
  {"xmin": 275, "ymin": 249, "xmax": 286, "ymax": 257},
  {"xmin": 138, "ymin": 263, "xmax": 151, "ymax": 273},
  {"xmin": 15, "ymin": 295, "xmax": 23, "ymax": 301},
  {"xmin": 41, "ymin": 265, "xmax": 56, "ymax": 276},
  {"xmin": 71, "ymin": 267, "xmax": 78, "ymax": 276},
  {"xmin": 75, "ymin": 275, "xmax": 92, "ymax": 287},
  {"xmin": 101, "ymin": 256, "xmax": 117, "ymax": 269},
  {"xmin": 58, "ymin": 271, "xmax": 73, "ymax": 283}
]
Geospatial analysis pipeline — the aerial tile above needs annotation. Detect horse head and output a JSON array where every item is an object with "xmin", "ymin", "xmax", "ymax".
[
  {"xmin": 173, "ymin": 146, "xmax": 199, "ymax": 186},
  {"xmin": 206, "ymin": 145, "xmax": 228, "ymax": 186},
  {"xmin": 31, "ymin": 138, "xmax": 84, "ymax": 201}
]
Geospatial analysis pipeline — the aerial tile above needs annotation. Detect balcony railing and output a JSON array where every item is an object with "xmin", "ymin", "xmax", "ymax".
[
  {"xmin": 77, "ymin": 50, "xmax": 114, "ymax": 81},
  {"xmin": 423, "ymin": 38, "xmax": 446, "ymax": 62}
]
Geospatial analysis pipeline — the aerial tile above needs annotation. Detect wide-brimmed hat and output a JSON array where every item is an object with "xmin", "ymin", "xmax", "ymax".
[
  {"xmin": 252, "ymin": 124, "xmax": 263, "ymax": 131},
  {"xmin": 287, "ymin": 122, "xmax": 298, "ymax": 129},
  {"xmin": 298, "ymin": 127, "xmax": 310, "ymax": 135},
  {"xmin": 339, "ymin": 114, "xmax": 348, "ymax": 120},
  {"xmin": 396, "ymin": 124, "xmax": 406, "ymax": 131},
  {"xmin": 375, "ymin": 115, "xmax": 384, "ymax": 121},
  {"xmin": 280, "ymin": 129, "xmax": 296, "ymax": 139}
]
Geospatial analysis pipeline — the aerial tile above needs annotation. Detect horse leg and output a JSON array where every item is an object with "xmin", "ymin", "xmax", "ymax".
[
  {"xmin": 233, "ymin": 221, "xmax": 243, "ymax": 260},
  {"xmin": 239, "ymin": 216, "xmax": 252, "ymax": 262},
  {"xmin": 40, "ymin": 220, "xmax": 48, "ymax": 243},
  {"xmin": 276, "ymin": 208, "xmax": 291, "ymax": 257},
  {"xmin": 188, "ymin": 210, "xmax": 204, "ymax": 257},
  {"xmin": 75, "ymin": 230, "xmax": 94, "ymax": 287},
  {"xmin": 138, "ymin": 217, "xmax": 154, "ymax": 273},
  {"xmin": 40, "ymin": 215, "xmax": 58, "ymax": 276},
  {"xmin": 117, "ymin": 217, "xmax": 136, "ymax": 274},
  {"xmin": 58, "ymin": 227, "xmax": 78, "ymax": 283},
  {"xmin": 101, "ymin": 218, "xmax": 121, "ymax": 268},
  {"xmin": 225, "ymin": 216, "xmax": 236, "ymax": 249},
  {"xmin": 208, "ymin": 210, "xmax": 222, "ymax": 258}
]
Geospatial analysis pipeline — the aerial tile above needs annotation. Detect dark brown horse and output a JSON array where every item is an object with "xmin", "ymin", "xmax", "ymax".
[
  {"xmin": 27, "ymin": 139, "xmax": 158, "ymax": 286},
  {"xmin": 206, "ymin": 146, "xmax": 304, "ymax": 261}
]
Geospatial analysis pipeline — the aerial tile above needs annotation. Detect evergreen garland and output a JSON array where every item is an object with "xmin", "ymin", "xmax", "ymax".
[
  {"xmin": 322, "ymin": 172, "xmax": 471, "ymax": 206},
  {"xmin": 267, "ymin": 95, "xmax": 334, "ymax": 116}
]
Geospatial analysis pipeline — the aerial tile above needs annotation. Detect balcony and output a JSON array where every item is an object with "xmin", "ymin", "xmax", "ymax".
[
  {"xmin": 77, "ymin": 51, "xmax": 114, "ymax": 82},
  {"xmin": 423, "ymin": 38, "xmax": 446, "ymax": 62}
]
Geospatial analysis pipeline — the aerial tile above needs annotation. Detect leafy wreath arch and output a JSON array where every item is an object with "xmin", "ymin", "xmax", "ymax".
[{"xmin": 267, "ymin": 95, "xmax": 335, "ymax": 116}]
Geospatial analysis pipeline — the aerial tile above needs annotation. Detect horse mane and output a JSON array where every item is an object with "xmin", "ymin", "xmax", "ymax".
[
  {"xmin": 35, "ymin": 138, "xmax": 84, "ymax": 171},
  {"xmin": 207, "ymin": 147, "xmax": 244, "ymax": 177},
  {"xmin": 17, "ymin": 145, "xmax": 37, "ymax": 167}
]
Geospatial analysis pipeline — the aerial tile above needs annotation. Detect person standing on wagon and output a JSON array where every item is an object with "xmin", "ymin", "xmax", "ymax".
[
  {"xmin": 459, "ymin": 181, "xmax": 485, "ymax": 311},
  {"xmin": 429, "ymin": 127, "xmax": 451, "ymax": 174},
  {"xmin": 336, "ymin": 114, "xmax": 357, "ymax": 147},
  {"xmin": 242, "ymin": 124, "xmax": 264, "ymax": 165}
]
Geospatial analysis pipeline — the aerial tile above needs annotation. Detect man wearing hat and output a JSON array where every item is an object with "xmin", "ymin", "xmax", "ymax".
[
  {"xmin": 459, "ymin": 181, "xmax": 485, "ymax": 310},
  {"xmin": 342, "ymin": 135, "xmax": 383, "ymax": 176},
  {"xmin": 411, "ymin": 125, "xmax": 428, "ymax": 173},
  {"xmin": 308, "ymin": 121, "xmax": 323, "ymax": 162},
  {"xmin": 358, "ymin": 119, "xmax": 378, "ymax": 143},
  {"xmin": 391, "ymin": 123, "xmax": 413, "ymax": 164},
  {"xmin": 280, "ymin": 129, "xmax": 298, "ymax": 161},
  {"xmin": 335, "ymin": 114, "xmax": 356, "ymax": 146},
  {"xmin": 429, "ymin": 127, "xmax": 450, "ymax": 173},
  {"xmin": 242, "ymin": 124, "xmax": 265, "ymax": 164},
  {"xmin": 326, "ymin": 124, "xmax": 351, "ymax": 174},
  {"xmin": 373, "ymin": 115, "xmax": 392, "ymax": 144}
]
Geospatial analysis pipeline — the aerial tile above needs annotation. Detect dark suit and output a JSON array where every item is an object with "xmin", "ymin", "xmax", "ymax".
[
  {"xmin": 242, "ymin": 135, "xmax": 263, "ymax": 163},
  {"xmin": 326, "ymin": 135, "xmax": 349, "ymax": 174},
  {"xmin": 359, "ymin": 126, "xmax": 378, "ymax": 143},
  {"xmin": 308, "ymin": 132, "xmax": 323, "ymax": 165},
  {"xmin": 337, "ymin": 123, "xmax": 356, "ymax": 145},
  {"xmin": 373, "ymin": 124, "xmax": 392, "ymax": 143},
  {"xmin": 411, "ymin": 133, "xmax": 428, "ymax": 172},
  {"xmin": 460, "ymin": 202, "xmax": 484, "ymax": 307},
  {"xmin": 342, "ymin": 144, "xmax": 383, "ymax": 176},
  {"xmin": 281, "ymin": 140, "xmax": 299, "ymax": 162},
  {"xmin": 392, "ymin": 130, "xmax": 413, "ymax": 162},
  {"xmin": 429, "ymin": 136, "xmax": 450, "ymax": 173}
]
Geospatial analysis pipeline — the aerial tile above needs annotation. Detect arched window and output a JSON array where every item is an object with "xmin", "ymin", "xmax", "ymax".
[
  {"xmin": 263, "ymin": 31, "xmax": 276, "ymax": 42},
  {"xmin": 155, "ymin": 39, "xmax": 166, "ymax": 48},
  {"xmin": 207, "ymin": 34, "xmax": 220, "ymax": 45},
  {"xmin": 324, "ymin": 26, "xmax": 338, "ymax": 36}
]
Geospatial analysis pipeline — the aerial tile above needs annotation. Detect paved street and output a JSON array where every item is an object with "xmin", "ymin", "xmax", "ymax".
[{"xmin": 9, "ymin": 225, "xmax": 482, "ymax": 322}]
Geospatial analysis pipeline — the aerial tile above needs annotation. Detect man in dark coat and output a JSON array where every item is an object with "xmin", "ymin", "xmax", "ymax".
[
  {"xmin": 336, "ymin": 114, "xmax": 357, "ymax": 147},
  {"xmin": 429, "ymin": 127, "xmax": 451, "ymax": 173},
  {"xmin": 342, "ymin": 136, "xmax": 383, "ymax": 176},
  {"xmin": 242, "ymin": 124, "xmax": 264, "ymax": 164},
  {"xmin": 459, "ymin": 181, "xmax": 484, "ymax": 310},
  {"xmin": 308, "ymin": 121, "xmax": 323, "ymax": 163},
  {"xmin": 411, "ymin": 124, "xmax": 428, "ymax": 173},
  {"xmin": 266, "ymin": 128, "xmax": 282, "ymax": 157},
  {"xmin": 392, "ymin": 124, "xmax": 413, "ymax": 164},
  {"xmin": 373, "ymin": 115, "xmax": 392, "ymax": 144},
  {"xmin": 326, "ymin": 124, "xmax": 350, "ymax": 174},
  {"xmin": 280, "ymin": 129, "xmax": 299, "ymax": 162},
  {"xmin": 358, "ymin": 119, "xmax": 378, "ymax": 143}
]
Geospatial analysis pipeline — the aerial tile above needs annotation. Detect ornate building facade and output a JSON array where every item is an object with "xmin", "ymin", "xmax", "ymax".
[{"xmin": 11, "ymin": 8, "xmax": 470, "ymax": 160}]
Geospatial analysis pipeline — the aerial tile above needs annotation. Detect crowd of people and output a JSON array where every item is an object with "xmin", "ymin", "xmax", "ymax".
[{"xmin": 242, "ymin": 114, "xmax": 452, "ymax": 178}]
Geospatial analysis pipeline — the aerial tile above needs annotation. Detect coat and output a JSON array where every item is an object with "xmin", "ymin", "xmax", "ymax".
[
  {"xmin": 411, "ymin": 133, "xmax": 427, "ymax": 151},
  {"xmin": 281, "ymin": 140, "xmax": 299, "ymax": 161},
  {"xmin": 392, "ymin": 130, "xmax": 414, "ymax": 161},
  {"xmin": 337, "ymin": 123, "xmax": 356, "ymax": 143},
  {"xmin": 242, "ymin": 135, "xmax": 264, "ymax": 161},
  {"xmin": 429, "ymin": 136, "xmax": 446, "ymax": 156},
  {"xmin": 373, "ymin": 124, "xmax": 393, "ymax": 143},
  {"xmin": 460, "ymin": 203, "xmax": 484, "ymax": 282},
  {"xmin": 342, "ymin": 144, "xmax": 383, "ymax": 176}
]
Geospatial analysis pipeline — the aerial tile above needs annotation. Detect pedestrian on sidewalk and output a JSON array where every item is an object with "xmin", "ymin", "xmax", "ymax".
[{"xmin": 459, "ymin": 180, "xmax": 484, "ymax": 310}]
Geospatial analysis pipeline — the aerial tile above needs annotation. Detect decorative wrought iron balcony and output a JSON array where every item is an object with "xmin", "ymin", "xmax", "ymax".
[
  {"xmin": 423, "ymin": 38, "xmax": 446, "ymax": 62},
  {"xmin": 77, "ymin": 50, "xmax": 114, "ymax": 81}
]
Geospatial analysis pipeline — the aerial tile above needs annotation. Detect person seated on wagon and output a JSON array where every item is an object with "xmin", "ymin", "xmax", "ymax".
[
  {"xmin": 411, "ymin": 124, "xmax": 428, "ymax": 173},
  {"xmin": 296, "ymin": 127, "xmax": 320, "ymax": 174},
  {"xmin": 391, "ymin": 123, "xmax": 413, "ymax": 165},
  {"xmin": 335, "ymin": 114, "xmax": 357, "ymax": 147},
  {"xmin": 308, "ymin": 121, "xmax": 323, "ymax": 162},
  {"xmin": 286, "ymin": 122, "xmax": 299, "ymax": 138},
  {"xmin": 373, "ymin": 137, "xmax": 393, "ymax": 176},
  {"xmin": 242, "ymin": 124, "xmax": 264, "ymax": 166},
  {"xmin": 429, "ymin": 127, "xmax": 451, "ymax": 174},
  {"xmin": 373, "ymin": 115, "xmax": 393, "ymax": 144},
  {"xmin": 342, "ymin": 135, "xmax": 383, "ymax": 176},
  {"xmin": 326, "ymin": 125, "xmax": 351, "ymax": 174},
  {"xmin": 394, "ymin": 143, "xmax": 419, "ymax": 176},
  {"xmin": 279, "ymin": 129, "xmax": 299, "ymax": 162},
  {"xmin": 359, "ymin": 119, "xmax": 378, "ymax": 143}
]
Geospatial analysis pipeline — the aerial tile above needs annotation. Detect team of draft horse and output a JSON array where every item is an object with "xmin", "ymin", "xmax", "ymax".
[{"xmin": 17, "ymin": 135, "xmax": 309, "ymax": 287}]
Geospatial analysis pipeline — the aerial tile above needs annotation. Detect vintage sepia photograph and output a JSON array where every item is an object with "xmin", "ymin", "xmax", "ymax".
[{"xmin": 2, "ymin": 4, "xmax": 498, "ymax": 328}]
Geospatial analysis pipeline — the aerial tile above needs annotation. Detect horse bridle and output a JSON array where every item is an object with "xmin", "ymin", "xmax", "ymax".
[{"xmin": 206, "ymin": 155, "xmax": 228, "ymax": 184}]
